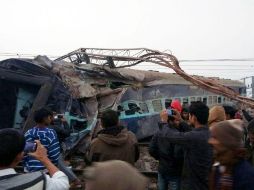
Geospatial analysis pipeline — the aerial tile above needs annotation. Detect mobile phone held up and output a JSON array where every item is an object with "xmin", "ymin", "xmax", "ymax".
[
  {"xmin": 24, "ymin": 142, "xmax": 37, "ymax": 153},
  {"xmin": 167, "ymin": 108, "xmax": 174, "ymax": 116}
]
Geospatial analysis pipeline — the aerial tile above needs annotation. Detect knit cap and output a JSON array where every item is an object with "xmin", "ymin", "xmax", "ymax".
[{"xmin": 210, "ymin": 119, "xmax": 244, "ymax": 150}]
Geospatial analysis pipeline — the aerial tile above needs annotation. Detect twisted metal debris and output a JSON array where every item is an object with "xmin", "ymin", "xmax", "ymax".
[{"xmin": 55, "ymin": 48, "xmax": 254, "ymax": 108}]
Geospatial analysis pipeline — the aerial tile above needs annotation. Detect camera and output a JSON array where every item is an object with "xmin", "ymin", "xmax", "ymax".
[
  {"xmin": 167, "ymin": 108, "xmax": 174, "ymax": 116},
  {"xmin": 24, "ymin": 142, "xmax": 37, "ymax": 153},
  {"xmin": 54, "ymin": 114, "xmax": 64, "ymax": 119}
]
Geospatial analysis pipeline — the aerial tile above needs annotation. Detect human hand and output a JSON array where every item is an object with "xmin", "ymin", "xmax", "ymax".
[
  {"xmin": 160, "ymin": 109, "xmax": 168, "ymax": 122},
  {"xmin": 60, "ymin": 117, "xmax": 68, "ymax": 123},
  {"xmin": 172, "ymin": 109, "xmax": 183, "ymax": 122},
  {"xmin": 28, "ymin": 140, "xmax": 49, "ymax": 163}
]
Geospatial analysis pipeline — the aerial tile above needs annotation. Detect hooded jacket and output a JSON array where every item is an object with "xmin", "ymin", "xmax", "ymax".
[
  {"xmin": 208, "ymin": 106, "xmax": 226, "ymax": 127},
  {"xmin": 88, "ymin": 126, "xmax": 139, "ymax": 165}
]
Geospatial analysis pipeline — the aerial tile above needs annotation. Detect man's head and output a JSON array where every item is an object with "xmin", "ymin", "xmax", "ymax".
[
  {"xmin": 34, "ymin": 107, "xmax": 53, "ymax": 125},
  {"xmin": 167, "ymin": 100, "xmax": 182, "ymax": 127},
  {"xmin": 83, "ymin": 160, "xmax": 148, "ymax": 190},
  {"xmin": 101, "ymin": 110, "xmax": 119, "ymax": 128},
  {"xmin": 0, "ymin": 129, "xmax": 25, "ymax": 168},
  {"xmin": 188, "ymin": 101, "xmax": 209, "ymax": 126},
  {"xmin": 208, "ymin": 120, "xmax": 244, "ymax": 165},
  {"xmin": 181, "ymin": 107, "xmax": 189, "ymax": 121},
  {"xmin": 223, "ymin": 105, "xmax": 237, "ymax": 120},
  {"xmin": 247, "ymin": 119, "xmax": 254, "ymax": 144}
]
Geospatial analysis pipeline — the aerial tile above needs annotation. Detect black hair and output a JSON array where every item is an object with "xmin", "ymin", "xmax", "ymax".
[
  {"xmin": 0, "ymin": 129, "xmax": 25, "ymax": 167},
  {"xmin": 101, "ymin": 110, "xmax": 119, "ymax": 128},
  {"xmin": 34, "ymin": 107, "xmax": 53, "ymax": 123},
  {"xmin": 181, "ymin": 107, "xmax": 189, "ymax": 113},
  {"xmin": 189, "ymin": 101, "xmax": 209, "ymax": 125},
  {"xmin": 248, "ymin": 119, "xmax": 254, "ymax": 133},
  {"xmin": 223, "ymin": 105, "xmax": 237, "ymax": 119}
]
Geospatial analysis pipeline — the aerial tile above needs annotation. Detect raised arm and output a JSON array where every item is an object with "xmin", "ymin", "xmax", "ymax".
[
  {"xmin": 158, "ymin": 122, "xmax": 193, "ymax": 145},
  {"xmin": 159, "ymin": 110, "xmax": 193, "ymax": 145},
  {"xmin": 29, "ymin": 140, "xmax": 69, "ymax": 190}
]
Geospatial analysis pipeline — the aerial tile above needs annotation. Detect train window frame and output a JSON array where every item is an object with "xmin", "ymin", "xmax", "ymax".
[
  {"xmin": 152, "ymin": 99, "xmax": 163, "ymax": 112},
  {"xmin": 128, "ymin": 102, "xmax": 139, "ymax": 110},
  {"xmin": 190, "ymin": 96, "xmax": 196, "ymax": 103},
  {"xmin": 218, "ymin": 97, "xmax": 222, "ymax": 103},
  {"xmin": 213, "ymin": 96, "xmax": 218, "ymax": 104},
  {"xmin": 196, "ymin": 97, "xmax": 202, "ymax": 102},
  {"xmin": 182, "ymin": 97, "xmax": 189, "ymax": 104},
  {"xmin": 208, "ymin": 96, "xmax": 213, "ymax": 105},
  {"xmin": 125, "ymin": 102, "xmax": 141, "ymax": 115},
  {"xmin": 139, "ymin": 102, "xmax": 149, "ymax": 113},
  {"xmin": 203, "ymin": 97, "xmax": 207, "ymax": 105},
  {"xmin": 165, "ymin": 99, "xmax": 172, "ymax": 109}
]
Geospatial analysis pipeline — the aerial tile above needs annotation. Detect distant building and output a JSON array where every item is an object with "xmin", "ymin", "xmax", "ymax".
[{"xmin": 242, "ymin": 76, "xmax": 254, "ymax": 98}]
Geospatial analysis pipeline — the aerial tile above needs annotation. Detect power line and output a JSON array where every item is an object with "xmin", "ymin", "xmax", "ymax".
[
  {"xmin": 179, "ymin": 58, "xmax": 254, "ymax": 62},
  {"xmin": 135, "ymin": 64, "xmax": 254, "ymax": 67}
]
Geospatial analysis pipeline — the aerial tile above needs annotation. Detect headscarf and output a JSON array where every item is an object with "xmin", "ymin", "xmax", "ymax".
[
  {"xmin": 171, "ymin": 100, "xmax": 182, "ymax": 113},
  {"xmin": 208, "ymin": 105, "xmax": 226, "ymax": 127}
]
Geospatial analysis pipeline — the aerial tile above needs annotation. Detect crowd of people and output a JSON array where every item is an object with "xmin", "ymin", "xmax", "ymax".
[
  {"xmin": 0, "ymin": 100, "xmax": 254, "ymax": 190},
  {"xmin": 149, "ymin": 100, "xmax": 254, "ymax": 190}
]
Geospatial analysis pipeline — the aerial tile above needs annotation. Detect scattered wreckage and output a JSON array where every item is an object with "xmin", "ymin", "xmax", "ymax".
[{"xmin": 0, "ymin": 48, "xmax": 250, "ymax": 157}]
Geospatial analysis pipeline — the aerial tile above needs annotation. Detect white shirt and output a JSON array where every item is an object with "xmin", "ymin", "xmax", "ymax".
[{"xmin": 0, "ymin": 168, "xmax": 69, "ymax": 190}]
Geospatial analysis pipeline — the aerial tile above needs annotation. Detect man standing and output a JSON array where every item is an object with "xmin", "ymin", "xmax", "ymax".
[
  {"xmin": 209, "ymin": 120, "xmax": 254, "ymax": 189},
  {"xmin": 223, "ymin": 105, "xmax": 237, "ymax": 120},
  {"xmin": 0, "ymin": 128, "xmax": 69, "ymax": 190},
  {"xmin": 158, "ymin": 101, "xmax": 213, "ymax": 190},
  {"xmin": 23, "ymin": 108, "xmax": 60, "ymax": 172},
  {"xmin": 88, "ymin": 110, "xmax": 139, "ymax": 165},
  {"xmin": 149, "ymin": 100, "xmax": 190, "ymax": 190},
  {"xmin": 245, "ymin": 119, "xmax": 254, "ymax": 166}
]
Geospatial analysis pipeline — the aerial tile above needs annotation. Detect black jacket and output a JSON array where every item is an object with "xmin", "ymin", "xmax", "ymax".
[
  {"xmin": 158, "ymin": 123, "xmax": 213, "ymax": 190},
  {"xmin": 242, "ymin": 110, "xmax": 253, "ymax": 122},
  {"xmin": 149, "ymin": 122, "xmax": 191, "ymax": 176},
  {"xmin": 211, "ymin": 160, "xmax": 254, "ymax": 190}
]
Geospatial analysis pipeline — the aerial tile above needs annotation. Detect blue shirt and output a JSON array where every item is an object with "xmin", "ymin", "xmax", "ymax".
[{"xmin": 23, "ymin": 126, "xmax": 60, "ymax": 172}]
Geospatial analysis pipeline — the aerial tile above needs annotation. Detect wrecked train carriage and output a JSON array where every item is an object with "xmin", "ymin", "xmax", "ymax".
[
  {"xmin": 0, "ymin": 56, "xmax": 246, "ymax": 152},
  {"xmin": 56, "ymin": 61, "xmax": 245, "ymax": 140},
  {"xmin": 0, "ymin": 57, "xmax": 94, "ymax": 154}
]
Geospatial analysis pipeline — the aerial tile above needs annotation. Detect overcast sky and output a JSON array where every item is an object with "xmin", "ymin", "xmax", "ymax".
[{"xmin": 0, "ymin": 0, "xmax": 254, "ymax": 80}]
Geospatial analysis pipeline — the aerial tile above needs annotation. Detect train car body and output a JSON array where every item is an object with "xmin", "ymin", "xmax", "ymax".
[{"xmin": 0, "ymin": 56, "xmax": 245, "ymax": 153}]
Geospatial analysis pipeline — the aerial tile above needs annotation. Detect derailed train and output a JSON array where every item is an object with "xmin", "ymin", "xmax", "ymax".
[{"xmin": 0, "ymin": 55, "xmax": 245, "ymax": 155}]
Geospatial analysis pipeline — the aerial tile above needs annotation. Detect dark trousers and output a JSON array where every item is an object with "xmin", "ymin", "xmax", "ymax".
[{"xmin": 158, "ymin": 172, "xmax": 181, "ymax": 190}]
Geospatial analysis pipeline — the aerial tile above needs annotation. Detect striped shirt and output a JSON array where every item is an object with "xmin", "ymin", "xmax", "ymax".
[{"xmin": 23, "ymin": 126, "xmax": 60, "ymax": 172}]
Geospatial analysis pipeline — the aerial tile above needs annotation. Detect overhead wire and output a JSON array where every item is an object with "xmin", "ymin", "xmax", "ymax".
[{"xmin": 0, "ymin": 52, "xmax": 254, "ymax": 73}]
